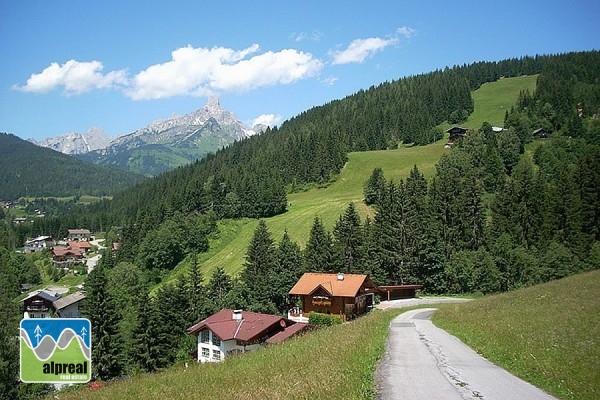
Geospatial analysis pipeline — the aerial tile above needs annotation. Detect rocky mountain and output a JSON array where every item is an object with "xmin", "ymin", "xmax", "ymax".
[
  {"xmin": 31, "ymin": 128, "xmax": 111, "ymax": 155},
  {"xmin": 77, "ymin": 97, "xmax": 259, "ymax": 176}
]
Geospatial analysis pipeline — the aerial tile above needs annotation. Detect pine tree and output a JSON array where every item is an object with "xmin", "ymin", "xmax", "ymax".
[
  {"xmin": 0, "ymin": 250, "xmax": 19, "ymax": 399},
  {"xmin": 206, "ymin": 266, "xmax": 234, "ymax": 313},
  {"xmin": 303, "ymin": 217, "xmax": 335, "ymax": 273},
  {"xmin": 241, "ymin": 220, "xmax": 277, "ymax": 313},
  {"xmin": 131, "ymin": 293, "xmax": 160, "ymax": 373},
  {"xmin": 272, "ymin": 231, "xmax": 303, "ymax": 311},
  {"xmin": 364, "ymin": 167, "xmax": 387, "ymax": 206},
  {"xmin": 332, "ymin": 203, "xmax": 364, "ymax": 274},
  {"xmin": 83, "ymin": 265, "xmax": 123, "ymax": 380}
]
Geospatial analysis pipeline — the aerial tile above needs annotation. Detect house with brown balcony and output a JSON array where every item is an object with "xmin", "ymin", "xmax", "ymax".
[{"xmin": 288, "ymin": 272, "xmax": 379, "ymax": 322}]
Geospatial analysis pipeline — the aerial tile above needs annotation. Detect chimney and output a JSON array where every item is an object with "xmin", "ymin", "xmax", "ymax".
[
  {"xmin": 337, "ymin": 273, "xmax": 344, "ymax": 281},
  {"xmin": 232, "ymin": 309, "xmax": 243, "ymax": 321}
]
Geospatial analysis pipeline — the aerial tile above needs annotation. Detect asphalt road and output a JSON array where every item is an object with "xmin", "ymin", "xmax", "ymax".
[{"xmin": 376, "ymin": 308, "xmax": 557, "ymax": 400}]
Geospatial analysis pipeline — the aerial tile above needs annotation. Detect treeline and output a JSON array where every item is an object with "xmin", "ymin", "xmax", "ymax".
[{"xmin": 0, "ymin": 133, "xmax": 145, "ymax": 199}]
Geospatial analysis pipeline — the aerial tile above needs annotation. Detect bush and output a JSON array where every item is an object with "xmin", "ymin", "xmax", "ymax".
[{"xmin": 308, "ymin": 311, "xmax": 343, "ymax": 327}]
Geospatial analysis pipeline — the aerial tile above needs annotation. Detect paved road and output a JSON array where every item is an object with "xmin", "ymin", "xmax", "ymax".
[
  {"xmin": 376, "ymin": 308, "xmax": 557, "ymax": 400},
  {"xmin": 86, "ymin": 239, "xmax": 105, "ymax": 273}
]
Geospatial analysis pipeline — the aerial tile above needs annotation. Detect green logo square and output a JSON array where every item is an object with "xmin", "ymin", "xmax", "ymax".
[{"xmin": 20, "ymin": 318, "xmax": 91, "ymax": 384}]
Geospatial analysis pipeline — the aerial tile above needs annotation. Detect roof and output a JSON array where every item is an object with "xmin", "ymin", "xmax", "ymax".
[
  {"xmin": 21, "ymin": 290, "xmax": 62, "ymax": 303},
  {"xmin": 187, "ymin": 309, "xmax": 291, "ymax": 343},
  {"xmin": 69, "ymin": 241, "xmax": 92, "ymax": 249},
  {"xmin": 288, "ymin": 273, "xmax": 378, "ymax": 298},
  {"xmin": 25, "ymin": 235, "xmax": 53, "ymax": 244},
  {"xmin": 446, "ymin": 126, "xmax": 468, "ymax": 133},
  {"xmin": 68, "ymin": 229, "xmax": 90, "ymax": 235},
  {"xmin": 265, "ymin": 322, "xmax": 310, "ymax": 344},
  {"xmin": 52, "ymin": 246, "xmax": 83, "ymax": 257},
  {"xmin": 53, "ymin": 291, "xmax": 86, "ymax": 310}
]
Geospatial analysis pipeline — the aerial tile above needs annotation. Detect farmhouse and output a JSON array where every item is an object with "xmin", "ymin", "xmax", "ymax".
[
  {"xmin": 52, "ymin": 245, "xmax": 84, "ymax": 264},
  {"xmin": 21, "ymin": 289, "xmax": 86, "ymax": 319},
  {"xmin": 288, "ymin": 272, "xmax": 378, "ymax": 322},
  {"xmin": 21, "ymin": 289, "xmax": 61, "ymax": 319},
  {"xmin": 24, "ymin": 235, "xmax": 55, "ymax": 253},
  {"xmin": 187, "ymin": 309, "xmax": 308, "ymax": 363},
  {"xmin": 533, "ymin": 127, "xmax": 549, "ymax": 138},
  {"xmin": 53, "ymin": 291, "xmax": 86, "ymax": 318},
  {"xmin": 67, "ymin": 229, "xmax": 91, "ymax": 241},
  {"xmin": 446, "ymin": 126, "xmax": 468, "ymax": 143}
]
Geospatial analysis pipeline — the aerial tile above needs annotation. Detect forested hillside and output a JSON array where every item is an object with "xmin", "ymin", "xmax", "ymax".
[{"xmin": 0, "ymin": 133, "xmax": 145, "ymax": 199}]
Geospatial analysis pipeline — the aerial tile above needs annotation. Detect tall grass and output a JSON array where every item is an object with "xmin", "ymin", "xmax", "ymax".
[
  {"xmin": 55, "ymin": 308, "xmax": 404, "ymax": 400},
  {"xmin": 433, "ymin": 270, "xmax": 600, "ymax": 400}
]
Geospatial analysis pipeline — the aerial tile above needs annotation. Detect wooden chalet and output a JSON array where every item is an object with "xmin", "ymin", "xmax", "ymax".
[
  {"xmin": 21, "ymin": 290, "xmax": 61, "ymax": 318},
  {"xmin": 288, "ymin": 273, "xmax": 379, "ymax": 322},
  {"xmin": 446, "ymin": 126, "xmax": 468, "ymax": 143},
  {"xmin": 532, "ymin": 127, "xmax": 549, "ymax": 139},
  {"xmin": 52, "ymin": 245, "xmax": 84, "ymax": 264}
]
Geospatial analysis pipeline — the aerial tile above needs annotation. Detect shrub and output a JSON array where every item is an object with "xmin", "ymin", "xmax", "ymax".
[{"xmin": 308, "ymin": 311, "xmax": 343, "ymax": 327}]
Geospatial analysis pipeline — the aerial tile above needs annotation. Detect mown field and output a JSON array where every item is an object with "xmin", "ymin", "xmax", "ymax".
[
  {"xmin": 434, "ymin": 269, "xmax": 600, "ymax": 400},
  {"xmin": 165, "ymin": 74, "xmax": 538, "ymax": 281}
]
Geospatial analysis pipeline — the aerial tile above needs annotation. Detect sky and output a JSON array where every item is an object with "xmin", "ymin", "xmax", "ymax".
[{"xmin": 1, "ymin": 0, "xmax": 599, "ymax": 142}]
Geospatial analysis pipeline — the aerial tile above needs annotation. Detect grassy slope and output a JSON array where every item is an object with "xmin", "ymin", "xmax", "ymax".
[
  {"xmin": 433, "ymin": 269, "xmax": 600, "ymax": 400},
  {"xmin": 56, "ymin": 308, "xmax": 405, "ymax": 400},
  {"xmin": 177, "ymin": 74, "xmax": 538, "ymax": 280},
  {"xmin": 59, "ymin": 272, "xmax": 597, "ymax": 400}
]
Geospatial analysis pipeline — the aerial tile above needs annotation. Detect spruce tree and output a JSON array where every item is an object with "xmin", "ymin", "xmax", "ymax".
[
  {"xmin": 303, "ymin": 217, "xmax": 335, "ymax": 273},
  {"xmin": 241, "ymin": 220, "xmax": 277, "ymax": 313},
  {"xmin": 83, "ymin": 265, "xmax": 123, "ymax": 380},
  {"xmin": 332, "ymin": 203, "xmax": 364, "ymax": 274},
  {"xmin": 364, "ymin": 167, "xmax": 387, "ymax": 206},
  {"xmin": 272, "ymin": 231, "xmax": 303, "ymax": 311},
  {"xmin": 206, "ymin": 266, "xmax": 234, "ymax": 313}
]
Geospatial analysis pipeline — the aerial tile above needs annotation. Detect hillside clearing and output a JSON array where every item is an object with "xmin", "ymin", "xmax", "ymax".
[{"xmin": 179, "ymin": 75, "xmax": 538, "ymax": 279}]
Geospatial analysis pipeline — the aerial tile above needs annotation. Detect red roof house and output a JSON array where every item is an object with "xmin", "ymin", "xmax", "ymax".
[{"xmin": 187, "ymin": 309, "xmax": 309, "ymax": 363}]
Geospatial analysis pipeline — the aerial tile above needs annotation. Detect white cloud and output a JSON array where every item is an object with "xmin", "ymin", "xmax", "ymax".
[
  {"xmin": 321, "ymin": 76, "xmax": 339, "ymax": 86},
  {"xmin": 291, "ymin": 30, "xmax": 324, "ymax": 42},
  {"xmin": 330, "ymin": 37, "xmax": 397, "ymax": 65},
  {"xmin": 252, "ymin": 113, "xmax": 282, "ymax": 128},
  {"xmin": 126, "ymin": 44, "xmax": 323, "ymax": 100},
  {"xmin": 13, "ymin": 60, "xmax": 128, "ymax": 95},
  {"xmin": 397, "ymin": 26, "xmax": 417, "ymax": 38}
]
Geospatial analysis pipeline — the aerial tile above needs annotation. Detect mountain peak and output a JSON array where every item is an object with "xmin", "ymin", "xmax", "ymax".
[{"xmin": 207, "ymin": 95, "xmax": 220, "ymax": 108}]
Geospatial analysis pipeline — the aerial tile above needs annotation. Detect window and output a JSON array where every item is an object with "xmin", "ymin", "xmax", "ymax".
[
  {"xmin": 211, "ymin": 335, "xmax": 221, "ymax": 347},
  {"xmin": 212, "ymin": 349, "xmax": 221, "ymax": 361},
  {"xmin": 200, "ymin": 330, "xmax": 209, "ymax": 343},
  {"xmin": 201, "ymin": 347, "xmax": 210, "ymax": 358}
]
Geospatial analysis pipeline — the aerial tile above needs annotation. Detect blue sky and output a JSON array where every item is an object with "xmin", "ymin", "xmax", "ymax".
[{"xmin": 1, "ymin": 0, "xmax": 598, "ymax": 141}]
